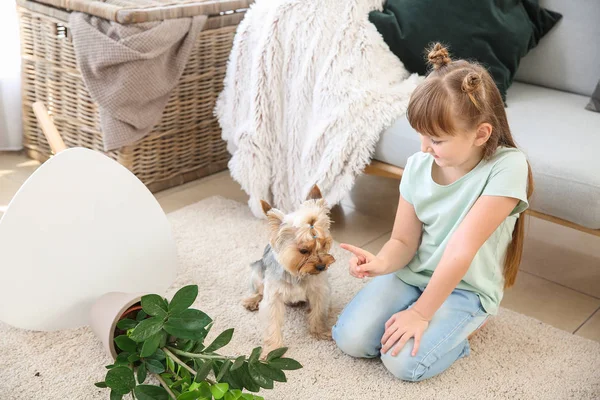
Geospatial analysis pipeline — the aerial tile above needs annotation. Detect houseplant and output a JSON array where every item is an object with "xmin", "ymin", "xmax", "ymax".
[{"xmin": 94, "ymin": 285, "xmax": 302, "ymax": 399}]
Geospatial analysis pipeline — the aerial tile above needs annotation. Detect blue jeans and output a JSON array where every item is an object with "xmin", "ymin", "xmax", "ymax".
[{"xmin": 332, "ymin": 273, "xmax": 489, "ymax": 381}]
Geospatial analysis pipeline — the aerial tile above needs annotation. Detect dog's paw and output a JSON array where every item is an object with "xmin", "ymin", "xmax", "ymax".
[
  {"xmin": 310, "ymin": 328, "xmax": 333, "ymax": 341},
  {"xmin": 261, "ymin": 343, "xmax": 283, "ymax": 360},
  {"xmin": 259, "ymin": 348, "xmax": 274, "ymax": 360},
  {"xmin": 241, "ymin": 296, "xmax": 261, "ymax": 311}
]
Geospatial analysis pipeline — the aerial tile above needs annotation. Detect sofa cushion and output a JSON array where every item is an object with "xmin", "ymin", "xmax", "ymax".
[
  {"xmin": 514, "ymin": 0, "xmax": 600, "ymax": 97},
  {"xmin": 586, "ymin": 80, "xmax": 600, "ymax": 113},
  {"xmin": 368, "ymin": 0, "xmax": 562, "ymax": 102},
  {"xmin": 372, "ymin": 82, "xmax": 600, "ymax": 229}
]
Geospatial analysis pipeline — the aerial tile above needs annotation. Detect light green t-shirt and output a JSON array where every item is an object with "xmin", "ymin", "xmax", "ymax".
[{"xmin": 397, "ymin": 147, "xmax": 529, "ymax": 315}]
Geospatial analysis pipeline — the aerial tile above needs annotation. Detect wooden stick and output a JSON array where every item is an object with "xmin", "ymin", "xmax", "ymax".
[{"xmin": 32, "ymin": 102, "xmax": 67, "ymax": 154}]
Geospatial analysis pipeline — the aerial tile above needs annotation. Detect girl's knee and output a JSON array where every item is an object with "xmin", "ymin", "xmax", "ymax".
[
  {"xmin": 332, "ymin": 323, "xmax": 379, "ymax": 359},
  {"xmin": 381, "ymin": 348, "xmax": 427, "ymax": 382}
]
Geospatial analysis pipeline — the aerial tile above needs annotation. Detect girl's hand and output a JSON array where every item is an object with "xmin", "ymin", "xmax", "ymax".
[
  {"xmin": 381, "ymin": 308, "xmax": 430, "ymax": 357},
  {"xmin": 340, "ymin": 243, "xmax": 389, "ymax": 278}
]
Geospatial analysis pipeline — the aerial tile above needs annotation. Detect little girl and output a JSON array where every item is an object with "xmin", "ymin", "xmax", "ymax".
[{"xmin": 332, "ymin": 43, "xmax": 533, "ymax": 382}]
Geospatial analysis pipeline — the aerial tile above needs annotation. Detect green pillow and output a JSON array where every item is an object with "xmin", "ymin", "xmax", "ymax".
[{"xmin": 369, "ymin": 0, "xmax": 562, "ymax": 101}]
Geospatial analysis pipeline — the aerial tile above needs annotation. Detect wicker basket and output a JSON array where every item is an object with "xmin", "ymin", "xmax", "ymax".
[{"xmin": 16, "ymin": 0, "xmax": 251, "ymax": 192}]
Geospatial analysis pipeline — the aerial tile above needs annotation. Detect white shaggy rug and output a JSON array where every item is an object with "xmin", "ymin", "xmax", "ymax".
[{"xmin": 1, "ymin": 196, "xmax": 599, "ymax": 399}]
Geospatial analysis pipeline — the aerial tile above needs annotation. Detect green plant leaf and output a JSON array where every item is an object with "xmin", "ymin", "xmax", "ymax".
[
  {"xmin": 217, "ymin": 368, "xmax": 242, "ymax": 391},
  {"xmin": 192, "ymin": 341, "xmax": 206, "ymax": 353},
  {"xmin": 216, "ymin": 360, "xmax": 232, "ymax": 382},
  {"xmin": 230, "ymin": 357, "xmax": 245, "ymax": 372},
  {"xmin": 166, "ymin": 356, "xmax": 176, "ymax": 373},
  {"xmin": 136, "ymin": 310, "xmax": 148, "ymax": 322},
  {"xmin": 134, "ymin": 385, "xmax": 170, "ymax": 400},
  {"xmin": 267, "ymin": 358, "xmax": 302, "ymax": 370},
  {"xmin": 240, "ymin": 395, "xmax": 253, "ymax": 400},
  {"xmin": 194, "ymin": 359, "xmax": 213, "ymax": 383},
  {"xmin": 204, "ymin": 328, "xmax": 234, "ymax": 353},
  {"xmin": 176, "ymin": 391, "xmax": 200, "ymax": 400},
  {"xmin": 171, "ymin": 379, "xmax": 185, "ymax": 389},
  {"xmin": 252, "ymin": 396, "xmax": 264, "ymax": 400},
  {"xmin": 248, "ymin": 347, "xmax": 262, "ymax": 365},
  {"xmin": 160, "ymin": 373, "xmax": 174, "ymax": 387},
  {"xmin": 182, "ymin": 340, "xmax": 196, "ymax": 353},
  {"xmin": 224, "ymin": 389, "xmax": 243, "ymax": 400},
  {"xmin": 130, "ymin": 317, "xmax": 165, "ymax": 342},
  {"xmin": 147, "ymin": 348, "xmax": 166, "ymax": 361},
  {"xmin": 247, "ymin": 363, "xmax": 273, "ymax": 389},
  {"xmin": 141, "ymin": 294, "xmax": 169, "ymax": 318},
  {"xmin": 197, "ymin": 382, "xmax": 213, "ymax": 399},
  {"xmin": 117, "ymin": 318, "xmax": 138, "ymax": 330},
  {"xmin": 105, "ymin": 366, "xmax": 136, "ymax": 395},
  {"xmin": 210, "ymin": 383, "xmax": 229, "ymax": 399},
  {"xmin": 95, "ymin": 381, "xmax": 108, "ymax": 388},
  {"xmin": 140, "ymin": 331, "xmax": 163, "ymax": 357},
  {"xmin": 191, "ymin": 323, "xmax": 213, "ymax": 353},
  {"xmin": 115, "ymin": 352, "xmax": 132, "ymax": 366},
  {"xmin": 234, "ymin": 364, "xmax": 260, "ymax": 393},
  {"xmin": 160, "ymin": 331, "xmax": 168, "ymax": 348},
  {"xmin": 254, "ymin": 362, "xmax": 286, "ymax": 383},
  {"xmin": 181, "ymin": 368, "xmax": 192, "ymax": 386},
  {"xmin": 169, "ymin": 285, "xmax": 199, "ymax": 314},
  {"xmin": 137, "ymin": 363, "xmax": 147, "ymax": 384},
  {"xmin": 164, "ymin": 309, "xmax": 212, "ymax": 340},
  {"xmin": 110, "ymin": 390, "xmax": 124, "ymax": 400},
  {"xmin": 128, "ymin": 354, "xmax": 141, "ymax": 363},
  {"xmin": 114, "ymin": 335, "xmax": 138, "ymax": 353},
  {"xmin": 265, "ymin": 347, "xmax": 287, "ymax": 361},
  {"xmin": 145, "ymin": 359, "xmax": 166, "ymax": 374}
]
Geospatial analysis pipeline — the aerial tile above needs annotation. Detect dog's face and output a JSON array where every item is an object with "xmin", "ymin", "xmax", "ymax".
[{"xmin": 261, "ymin": 185, "xmax": 335, "ymax": 277}]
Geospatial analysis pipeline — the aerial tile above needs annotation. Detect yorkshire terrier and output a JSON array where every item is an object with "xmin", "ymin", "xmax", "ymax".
[{"xmin": 242, "ymin": 185, "xmax": 336, "ymax": 355}]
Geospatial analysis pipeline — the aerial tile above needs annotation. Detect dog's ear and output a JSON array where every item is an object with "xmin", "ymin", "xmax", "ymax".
[
  {"xmin": 306, "ymin": 185, "xmax": 322, "ymax": 200},
  {"xmin": 260, "ymin": 200, "xmax": 273, "ymax": 215},
  {"xmin": 261, "ymin": 200, "xmax": 284, "ymax": 230}
]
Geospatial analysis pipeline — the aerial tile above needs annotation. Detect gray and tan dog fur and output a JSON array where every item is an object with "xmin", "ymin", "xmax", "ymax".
[{"xmin": 242, "ymin": 185, "xmax": 336, "ymax": 355}]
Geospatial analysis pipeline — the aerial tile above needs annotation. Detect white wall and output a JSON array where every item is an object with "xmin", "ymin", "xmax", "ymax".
[{"xmin": 0, "ymin": 2, "xmax": 23, "ymax": 151}]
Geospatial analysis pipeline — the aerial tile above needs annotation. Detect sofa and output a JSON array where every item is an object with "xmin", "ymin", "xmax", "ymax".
[{"xmin": 370, "ymin": 0, "xmax": 600, "ymax": 233}]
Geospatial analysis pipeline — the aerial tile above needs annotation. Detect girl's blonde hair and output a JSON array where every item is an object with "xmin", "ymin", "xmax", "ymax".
[{"xmin": 407, "ymin": 43, "xmax": 534, "ymax": 288}]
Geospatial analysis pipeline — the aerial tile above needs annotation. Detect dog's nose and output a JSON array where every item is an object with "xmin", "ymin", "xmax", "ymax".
[{"xmin": 316, "ymin": 264, "xmax": 326, "ymax": 271}]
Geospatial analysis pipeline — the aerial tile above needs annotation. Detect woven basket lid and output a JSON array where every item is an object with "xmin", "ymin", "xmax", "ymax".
[{"xmin": 27, "ymin": 0, "xmax": 253, "ymax": 23}]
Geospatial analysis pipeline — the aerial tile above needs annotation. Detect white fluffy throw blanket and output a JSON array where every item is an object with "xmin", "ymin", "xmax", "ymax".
[{"xmin": 215, "ymin": 0, "xmax": 422, "ymax": 218}]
